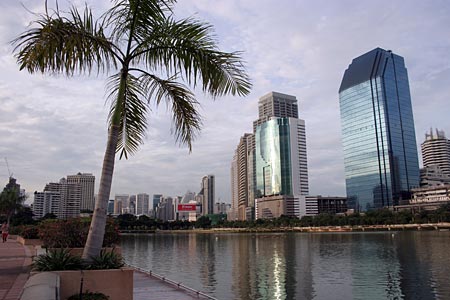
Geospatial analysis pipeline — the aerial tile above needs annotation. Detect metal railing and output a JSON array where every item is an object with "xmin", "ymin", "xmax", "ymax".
[{"xmin": 127, "ymin": 264, "xmax": 218, "ymax": 300}]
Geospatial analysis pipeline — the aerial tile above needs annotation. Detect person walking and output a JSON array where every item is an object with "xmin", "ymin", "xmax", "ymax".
[{"xmin": 1, "ymin": 222, "xmax": 9, "ymax": 242}]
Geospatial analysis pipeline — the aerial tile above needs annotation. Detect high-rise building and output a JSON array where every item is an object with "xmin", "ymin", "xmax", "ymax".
[
  {"xmin": 230, "ymin": 92, "xmax": 309, "ymax": 219},
  {"xmin": 33, "ymin": 178, "xmax": 81, "ymax": 219},
  {"xmin": 155, "ymin": 196, "xmax": 174, "ymax": 221},
  {"xmin": 235, "ymin": 133, "xmax": 252, "ymax": 220},
  {"xmin": 200, "ymin": 175, "xmax": 215, "ymax": 215},
  {"xmin": 253, "ymin": 92, "xmax": 309, "ymax": 219},
  {"xmin": 230, "ymin": 152, "xmax": 239, "ymax": 220},
  {"xmin": 421, "ymin": 128, "xmax": 450, "ymax": 176},
  {"xmin": 136, "ymin": 193, "xmax": 150, "ymax": 215},
  {"xmin": 66, "ymin": 173, "xmax": 95, "ymax": 211},
  {"xmin": 339, "ymin": 48, "xmax": 420, "ymax": 211},
  {"xmin": 33, "ymin": 191, "xmax": 60, "ymax": 219},
  {"xmin": 420, "ymin": 165, "xmax": 450, "ymax": 187},
  {"xmin": 107, "ymin": 199, "xmax": 115, "ymax": 214},
  {"xmin": 114, "ymin": 194, "xmax": 129, "ymax": 214}
]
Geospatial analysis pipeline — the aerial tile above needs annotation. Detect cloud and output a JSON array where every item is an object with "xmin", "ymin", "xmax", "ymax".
[{"xmin": 1, "ymin": 0, "xmax": 450, "ymax": 203}]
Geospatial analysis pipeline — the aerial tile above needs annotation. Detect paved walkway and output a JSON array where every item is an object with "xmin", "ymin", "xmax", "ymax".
[
  {"xmin": 133, "ymin": 270, "xmax": 214, "ymax": 300},
  {"xmin": 0, "ymin": 238, "xmax": 214, "ymax": 300},
  {"xmin": 0, "ymin": 237, "xmax": 32, "ymax": 300}
]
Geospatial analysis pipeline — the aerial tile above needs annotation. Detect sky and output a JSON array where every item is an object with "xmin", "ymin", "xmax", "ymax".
[{"xmin": 0, "ymin": 0, "xmax": 449, "ymax": 204}]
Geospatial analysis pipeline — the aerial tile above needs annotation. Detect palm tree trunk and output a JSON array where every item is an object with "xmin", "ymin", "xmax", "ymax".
[
  {"xmin": 82, "ymin": 123, "xmax": 120, "ymax": 261},
  {"xmin": 82, "ymin": 70, "xmax": 127, "ymax": 261}
]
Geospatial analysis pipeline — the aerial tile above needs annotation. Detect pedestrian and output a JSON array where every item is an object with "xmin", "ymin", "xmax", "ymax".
[{"xmin": 1, "ymin": 222, "xmax": 9, "ymax": 242}]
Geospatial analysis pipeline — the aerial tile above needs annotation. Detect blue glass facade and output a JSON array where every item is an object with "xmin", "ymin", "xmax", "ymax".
[
  {"xmin": 339, "ymin": 48, "xmax": 420, "ymax": 210},
  {"xmin": 255, "ymin": 118, "xmax": 293, "ymax": 198}
]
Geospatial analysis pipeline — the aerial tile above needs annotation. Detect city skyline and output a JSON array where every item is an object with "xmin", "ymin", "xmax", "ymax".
[{"xmin": 1, "ymin": 1, "xmax": 450, "ymax": 203}]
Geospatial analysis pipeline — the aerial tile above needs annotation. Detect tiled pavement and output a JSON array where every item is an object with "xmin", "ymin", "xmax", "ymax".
[{"xmin": 0, "ymin": 237, "xmax": 32, "ymax": 300}]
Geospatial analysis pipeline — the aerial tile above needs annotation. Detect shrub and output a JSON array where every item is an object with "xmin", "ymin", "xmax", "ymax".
[
  {"xmin": 68, "ymin": 291, "xmax": 109, "ymax": 300},
  {"xmin": 88, "ymin": 250, "xmax": 124, "ymax": 270},
  {"xmin": 32, "ymin": 249, "xmax": 83, "ymax": 271},
  {"xmin": 18, "ymin": 225, "xmax": 40, "ymax": 239},
  {"xmin": 38, "ymin": 218, "xmax": 119, "ymax": 248}
]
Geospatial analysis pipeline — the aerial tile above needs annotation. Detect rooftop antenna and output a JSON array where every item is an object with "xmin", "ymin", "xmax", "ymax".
[{"xmin": 4, "ymin": 157, "xmax": 12, "ymax": 178}]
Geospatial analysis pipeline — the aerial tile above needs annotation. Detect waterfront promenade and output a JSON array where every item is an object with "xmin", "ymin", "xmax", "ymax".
[
  {"xmin": 0, "ymin": 237, "xmax": 212, "ymax": 300},
  {"xmin": 0, "ymin": 237, "xmax": 32, "ymax": 300}
]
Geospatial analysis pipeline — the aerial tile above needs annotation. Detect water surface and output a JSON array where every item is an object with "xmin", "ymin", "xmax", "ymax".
[{"xmin": 121, "ymin": 231, "xmax": 450, "ymax": 300}]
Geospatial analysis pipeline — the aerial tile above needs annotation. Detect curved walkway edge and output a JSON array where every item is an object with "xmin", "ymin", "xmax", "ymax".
[
  {"xmin": 132, "ymin": 267, "xmax": 217, "ymax": 300},
  {"xmin": 0, "ymin": 237, "xmax": 32, "ymax": 300}
]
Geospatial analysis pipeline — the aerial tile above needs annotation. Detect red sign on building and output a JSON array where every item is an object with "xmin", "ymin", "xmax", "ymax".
[{"xmin": 177, "ymin": 204, "xmax": 197, "ymax": 211}]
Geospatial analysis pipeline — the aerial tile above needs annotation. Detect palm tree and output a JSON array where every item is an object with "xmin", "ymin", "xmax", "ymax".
[{"xmin": 12, "ymin": 0, "xmax": 251, "ymax": 260}]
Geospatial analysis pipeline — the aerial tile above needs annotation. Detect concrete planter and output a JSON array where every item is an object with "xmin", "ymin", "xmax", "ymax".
[
  {"xmin": 17, "ymin": 236, "xmax": 43, "ymax": 246},
  {"xmin": 53, "ymin": 268, "xmax": 133, "ymax": 300}
]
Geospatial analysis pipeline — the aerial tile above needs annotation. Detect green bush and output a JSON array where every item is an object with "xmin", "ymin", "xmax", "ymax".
[
  {"xmin": 32, "ymin": 249, "xmax": 83, "ymax": 271},
  {"xmin": 38, "ymin": 218, "xmax": 119, "ymax": 248},
  {"xmin": 17, "ymin": 225, "xmax": 40, "ymax": 239},
  {"xmin": 68, "ymin": 291, "xmax": 109, "ymax": 300},
  {"xmin": 88, "ymin": 250, "xmax": 124, "ymax": 270}
]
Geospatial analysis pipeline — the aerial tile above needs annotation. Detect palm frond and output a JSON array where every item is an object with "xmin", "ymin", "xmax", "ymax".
[
  {"xmin": 130, "ymin": 17, "xmax": 252, "ymax": 98},
  {"xmin": 12, "ymin": 4, "xmax": 118, "ymax": 75},
  {"xmin": 134, "ymin": 69, "xmax": 202, "ymax": 151},
  {"xmin": 107, "ymin": 73, "xmax": 148, "ymax": 159},
  {"xmin": 102, "ymin": 0, "xmax": 175, "ymax": 45}
]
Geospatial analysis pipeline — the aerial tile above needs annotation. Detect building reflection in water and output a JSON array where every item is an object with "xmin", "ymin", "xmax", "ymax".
[
  {"xmin": 395, "ymin": 232, "xmax": 450, "ymax": 300},
  {"xmin": 231, "ymin": 233, "xmax": 314, "ymax": 300},
  {"xmin": 120, "ymin": 231, "xmax": 450, "ymax": 300}
]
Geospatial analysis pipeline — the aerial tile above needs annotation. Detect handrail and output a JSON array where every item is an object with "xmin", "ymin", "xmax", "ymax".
[{"xmin": 127, "ymin": 264, "xmax": 218, "ymax": 300}]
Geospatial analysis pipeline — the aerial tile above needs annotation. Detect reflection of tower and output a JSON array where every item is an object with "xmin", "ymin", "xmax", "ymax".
[
  {"xmin": 197, "ymin": 234, "xmax": 216, "ymax": 289},
  {"xmin": 339, "ymin": 48, "xmax": 420, "ymax": 210},
  {"xmin": 395, "ymin": 233, "xmax": 438, "ymax": 299},
  {"xmin": 231, "ymin": 234, "xmax": 259, "ymax": 299},
  {"xmin": 290, "ymin": 234, "xmax": 314, "ymax": 300}
]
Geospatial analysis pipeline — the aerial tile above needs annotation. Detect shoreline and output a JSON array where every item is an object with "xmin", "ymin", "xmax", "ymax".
[{"xmin": 119, "ymin": 222, "xmax": 450, "ymax": 234}]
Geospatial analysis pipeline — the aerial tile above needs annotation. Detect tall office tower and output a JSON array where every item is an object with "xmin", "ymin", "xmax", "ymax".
[
  {"xmin": 156, "ymin": 196, "xmax": 174, "ymax": 221},
  {"xmin": 253, "ymin": 92, "xmax": 309, "ymax": 219},
  {"xmin": 128, "ymin": 194, "xmax": 136, "ymax": 214},
  {"xmin": 66, "ymin": 173, "xmax": 95, "ymax": 211},
  {"xmin": 339, "ymin": 48, "xmax": 420, "ymax": 211},
  {"xmin": 235, "ymin": 133, "xmax": 252, "ymax": 220},
  {"xmin": 41, "ymin": 178, "xmax": 81, "ymax": 219},
  {"xmin": 107, "ymin": 199, "xmax": 115, "ymax": 214},
  {"xmin": 230, "ymin": 151, "xmax": 239, "ymax": 220},
  {"xmin": 152, "ymin": 194, "xmax": 162, "ymax": 210},
  {"xmin": 114, "ymin": 194, "xmax": 129, "ymax": 214},
  {"xmin": 421, "ymin": 128, "xmax": 450, "ymax": 176},
  {"xmin": 200, "ymin": 175, "xmax": 215, "ymax": 215},
  {"xmin": 136, "ymin": 193, "xmax": 149, "ymax": 215}
]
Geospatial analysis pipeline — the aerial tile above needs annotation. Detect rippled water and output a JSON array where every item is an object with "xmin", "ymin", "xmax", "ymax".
[{"xmin": 121, "ymin": 231, "xmax": 450, "ymax": 300}]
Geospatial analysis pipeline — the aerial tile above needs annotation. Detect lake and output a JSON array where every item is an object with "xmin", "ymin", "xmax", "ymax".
[{"xmin": 121, "ymin": 231, "xmax": 450, "ymax": 300}]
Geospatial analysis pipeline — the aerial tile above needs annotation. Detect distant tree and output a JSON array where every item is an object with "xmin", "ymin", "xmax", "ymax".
[
  {"xmin": 117, "ymin": 213, "xmax": 137, "ymax": 229},
  {"xmin": 0, "ymin": 181, "xmax": 24, "ymax": 225},
  {"xmin": 196, "ymin": 216, "xmax": 211, "ymax": 229},
  {"xmin": 11, "ymin": 207, "xmax": 35, "ymax": 226}
]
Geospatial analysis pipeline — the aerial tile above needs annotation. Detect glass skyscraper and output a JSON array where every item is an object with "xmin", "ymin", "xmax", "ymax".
[{"xmin": 339, "ymin": 48, "xmax": 420, "ymax": 211}]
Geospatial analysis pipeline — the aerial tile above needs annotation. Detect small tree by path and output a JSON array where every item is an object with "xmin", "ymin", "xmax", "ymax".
[{"xmin": 12, "ymin": 0, "xmax": 251, "ymax": 261}]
